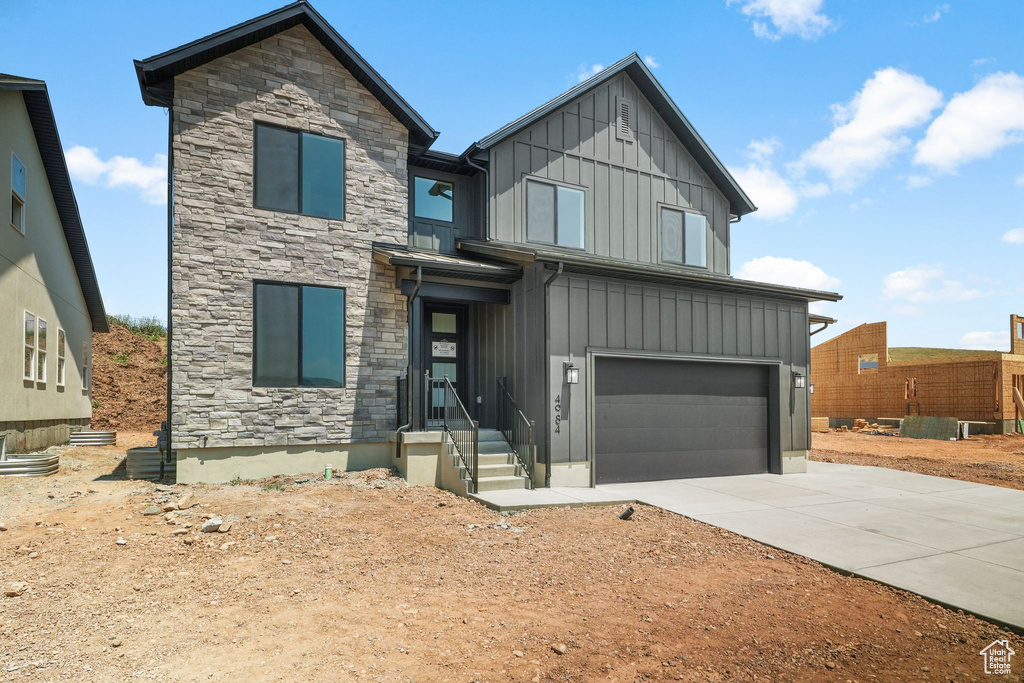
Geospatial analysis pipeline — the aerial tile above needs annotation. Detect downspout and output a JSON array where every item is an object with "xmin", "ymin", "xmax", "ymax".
[
  {"xmin": 542, "ymin": 262, "xmax": 564, "ymax": 488},
  {"xmin": 462, "ymin": 145, "xmax": 489, "ymax": 237},
  {"xmin": 164, "ymin": 104, "xmax": 173, "ymax": 470},
  {"xmin": 395, "ymin": 266, "xmax": 423, "ymax": 457},
  {"xmin": 810, "ymin": 321, "xmax": 832, "ymax": 336}
]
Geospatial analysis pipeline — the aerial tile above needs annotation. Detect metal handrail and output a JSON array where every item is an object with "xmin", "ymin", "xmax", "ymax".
[
  {"xmin": 496, "ymin": 376, "xmax": 534, "ymax": 489},
  {"xmin": 427, "ymin": 373, "xmax": 479, "ymax": 493}
]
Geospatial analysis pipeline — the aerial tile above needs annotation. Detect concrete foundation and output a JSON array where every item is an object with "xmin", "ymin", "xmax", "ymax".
[
  {"xmin": 782, "ymin": 450, "xmax": 808, "ymax": 474},
  {"xmin": 0, "ymin": 418, "xmax": 89, "ymax": 454},
  {"xmin": 175, "ymin": 441, "xmax": 392, "ymax": 484}
]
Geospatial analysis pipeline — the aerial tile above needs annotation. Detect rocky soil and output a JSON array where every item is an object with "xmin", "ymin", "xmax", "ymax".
[
  {"xmin": 812, "ymin": 431, "xmax": 1024, "ymax": 491},
  {"xmin": 91, "ymin": 325, "xmax": 166, "ymax": 433},
  {"xmin": 0, "ymin": 437, "xmax": 1017, "ymax": 681}
]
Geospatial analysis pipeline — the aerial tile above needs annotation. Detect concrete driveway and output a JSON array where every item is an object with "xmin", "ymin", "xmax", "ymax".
[{"xmin": 600, "ymin": 461, "xmax": 1024, "ymax": 630}]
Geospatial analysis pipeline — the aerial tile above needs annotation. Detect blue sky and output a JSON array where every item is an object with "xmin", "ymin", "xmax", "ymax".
[{"xmin": 2, "ymin": 0, "xmax": 1023, "ymax": 350}]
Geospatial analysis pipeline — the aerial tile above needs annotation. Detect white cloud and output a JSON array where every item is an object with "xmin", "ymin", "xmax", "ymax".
[
  {"xmin": 729, "ymin": 138, "xmax": 799, "ymax": 220},
  {"xmin": 729, "ymin": 0, "xmax": 833, "ymax": 40},
  {"xmin": 643, "ymin": 55, "xmax": 659, "ymax": 69},
  {"xmin": 959, "ymin": 330, "xmax": 1008, "ymax": 351},
  {"xmin": 972, "ymin": 57, "xmax": 994, "ymax": 67},
  {"xmin": 915, "ymin": 72, "xmax": 1024, "ymax": 173},
  {"xmin": 795, "ymin": 68, "xmax": 943, "ymax": 189},
  {"xmin": 1016, "ymin": 173, "xmax": 1024, "ymax": 187},
  {"xmin": 923, "ymin": 4, "xmax": 950, "ymax": 23},
  {"xmin": 882, "ymin": 264, "xmax": 982, "ymax": 305},
  {"xmin": 736, "ymin": 256, "xmax": 840, "ymax": 313},
  {"xmin": 1002, "ymin": 228, "xmax": 1024, "ymax": 245},
  {"xmin": 906, "ymin": 174, "xmax": 933, "ymax": 189},
  {"xmin": 66, "ymin": 145, "xmax": 166, "ymax": 205},
  {"xmin": 575, "ymin": 63, "xmax": 604, "ymax": 83}
]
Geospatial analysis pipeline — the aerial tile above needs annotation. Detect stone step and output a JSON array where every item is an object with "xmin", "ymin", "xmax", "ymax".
[
  {"xmin": 477, "ymin": 463, "xmax": 518, "ymax": 478},
  {"xmin": 477, "ymin": 452, "xmax": 512, "ymax": 466},
  {"xmin": 475, "ymin": 475, "xmax": 529, "ymax": 492},
  {"xmin": 477, "ymin": 430, "xmax": 506, "ymax": 443},
  {"xmin": 478, "ymin": 440, "xmax": 513, "ymax": 455}
]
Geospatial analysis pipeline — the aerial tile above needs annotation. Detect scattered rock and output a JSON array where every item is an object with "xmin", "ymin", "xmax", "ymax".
[
  {"xmin": 201, "ymin": 518, "xmax": 222, "ymax": 533},
  {"xmin": 513, "ymin": 650, "xmax": 524, "ymax": 658},
  {"xmin": 28, "ymin": 552, "xmax": 39, "ymax": 560},
  {"xmin": 219, "ymin": 541, "xmax": 235, "ymax": 551},
  {"xmin": 0, "ymin": 522, "xmax": 6, "ymax": 531},
  {"xmin": 217, "ymin": 521, "xmax": 232, "ymax": 533},
  {"xmin": 110, "ymin": 639, "xmax": 122, "ymax": 648},
  {"xmin": 161, "ymin": 502, "xmax": 178, "ymax": 512},
  {"xmin": 825, "ymin": 661, "xmax": 836, "ymax": 670},
  {"xmin": 5, "ymin": 582, "xmax": 28, "ymax": 597},
  {"xmin": 172, "ymin": 529, "xmax": 188, "ymax": 536},
  {"xmin": 116, "ymin": 539, "xmax": 127, "ymax": 546},
  {"xmin": 281, "ymin": 559, "xmax": 291, "ymax": 565},
  {"xmin": 142, "ymin": 506, "xmax": 161, "ymax": 516},
  {"xmin": 177, "ymin": 492, "xmax": 195, "ymax": 509},
  {"xmin": 552, "ymin": 643, "xmax": 567, "ymax": 656}
]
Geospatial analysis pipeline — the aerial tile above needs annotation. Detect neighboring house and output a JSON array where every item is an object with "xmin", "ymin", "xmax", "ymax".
[
  {"xmin": 0, "ymin": 74, "xmax": 108, "ymax": 453},
  {"xmin": 134, "ymin": 1, "xmax": 840, "ymax": 488},
  {"xmin": 811, "ymin": 316, "xmax": 1024, "ymax": 434}
]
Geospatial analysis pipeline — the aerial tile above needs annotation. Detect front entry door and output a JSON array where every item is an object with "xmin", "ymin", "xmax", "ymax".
[{"xmin": 426, "ymin": 306, "xmax": 466, "ymax": 427}]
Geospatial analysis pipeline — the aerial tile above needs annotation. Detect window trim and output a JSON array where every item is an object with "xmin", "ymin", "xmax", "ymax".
[
  {"xmin": 656, "ymin": 202, "xmax": 710, "ymax": 270},
  {"xmin": 252, "ymin": 121, "xmax": 347, "ymax": 220},
  {"xmin": 252, "ymin": 279, "xmax": 347, "ymax": 389},
  {"xmin": 11, "ymin": 152, "xmax": 25, "ymax": 235},
  {"xmin": 857, "ymin": 353, "xmax": 879, "ymax": 374},
  {"xmin": 35, "ymin": 316, "xmax": 47, "ymax": 385},
  {"xmin": 523, "ymin": 176, "xmax": 587, "ymax": 251},
  {"xmin": 82, "ymin": 341, "xmax": 90, "ymax": 393},
  {"xmin": 412, "ymin": 174, "xmax": 455, "ymax": 224},
  {"xmin": 23, "ymin": 310, "xmax": 35, "ymax": 382},
  {"xmin": 56, "ymin": 328, "xmax": 66, "ymax": 388}
]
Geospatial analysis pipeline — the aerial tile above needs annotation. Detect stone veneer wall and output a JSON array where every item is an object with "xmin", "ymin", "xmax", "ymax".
[{"xmin": 170, "ymin": 25, "xmax": 408, "ymax": 451}]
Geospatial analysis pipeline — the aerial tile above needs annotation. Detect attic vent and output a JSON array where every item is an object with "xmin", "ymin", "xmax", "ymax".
[{"xmin": 616, "ymin": 96, "xmax": 633, "ymax": 142}]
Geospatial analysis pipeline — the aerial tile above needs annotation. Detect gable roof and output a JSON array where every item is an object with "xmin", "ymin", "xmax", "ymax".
[
  {"xmin": 0, "ymin": 74, "xmax": 108, "ymax": 332},
  {"xmin": 467, "ymin": 53, "xmax": 757, "ymax": 217},
  {"xmin": 133, "ymin": 0, "xmax": 438, "ymax": 148}
]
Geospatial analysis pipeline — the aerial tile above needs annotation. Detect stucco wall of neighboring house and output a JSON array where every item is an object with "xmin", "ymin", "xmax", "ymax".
[
  {"xmin": 170, "ymin": 25, "xmax": 408, "ymax": 462},
  {"xmin": 0, "ymin": 90, "xmax": 93, "ymax": 450}
]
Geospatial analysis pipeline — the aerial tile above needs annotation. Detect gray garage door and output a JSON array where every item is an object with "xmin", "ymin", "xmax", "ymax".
[{"xmin": 595, "ymin": 357, "xmax": 769, "ymax": 484}]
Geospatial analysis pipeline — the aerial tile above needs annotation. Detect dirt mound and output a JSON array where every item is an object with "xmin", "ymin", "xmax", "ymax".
[{"xmin": 91, "ymin": 325, "xmax": 166, "ymax": 432}]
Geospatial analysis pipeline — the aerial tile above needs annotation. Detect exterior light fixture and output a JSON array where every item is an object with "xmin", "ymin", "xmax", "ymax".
[
  {"xmin": 793, "ymin": 372, "xmax": 806, "ymax": 389},
  {"xmin": 809, "ymin": 383, "xmax": 815, "ymax": 395},
  {"xmin": 563, "ymin": 361, "xmax": 580, "ymax": 385}
]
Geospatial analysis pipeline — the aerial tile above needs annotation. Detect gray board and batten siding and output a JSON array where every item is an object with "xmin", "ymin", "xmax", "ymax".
[
  {"xmin": 469, "ymin": 263, "xmax": 813, "ymax": 473},
  {"xmin": 407, "ymin": 164, "xmax": 484, "ymax": 254},
  {"xmin": 487, "ymin": 72, "xmax": 732, "ymax": 276}
]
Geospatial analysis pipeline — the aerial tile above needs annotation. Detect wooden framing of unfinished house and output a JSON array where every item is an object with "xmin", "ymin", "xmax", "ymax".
[{"xmin": 811, "ymin": 314, "xmax": 1024, "ymax": 434}]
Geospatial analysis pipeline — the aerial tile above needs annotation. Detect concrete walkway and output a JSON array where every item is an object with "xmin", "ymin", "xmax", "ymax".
[{"xmin": 600, "ymin": 461, "xmax": 1024, "ymax": 631}]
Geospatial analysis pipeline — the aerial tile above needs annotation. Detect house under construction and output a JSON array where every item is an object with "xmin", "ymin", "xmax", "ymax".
[{"xmin": 811, "ymin": 315, "xmax": 1024, "ymax": 434}]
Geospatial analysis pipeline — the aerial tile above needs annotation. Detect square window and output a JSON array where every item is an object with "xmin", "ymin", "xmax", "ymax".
[
  {"xmin": 526, "ymin": 179, "xmax": 584, "ymax": 249},
  {"xmin": 858, "ymin": 353, "xmax": 879, "ymax": 372},
  {"xmin": 254, "ymin": 282, "xmax": 346, "ymax": 387},
  {"xmin": 414, "ymin": 177, "xmax": 454, "ymax": 222},
  {"xmin": 660, "ymin": 207, "xmax": 707, "ymax": 268},
  {"xmin": 254, "ymin": 124, "xmax": 345, "ymax": 219}
]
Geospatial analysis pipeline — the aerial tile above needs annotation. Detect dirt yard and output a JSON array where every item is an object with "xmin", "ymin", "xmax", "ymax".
[
  {"xmin": 0, "ymin": 437, "xmax": 1017, "ymax": 681},
  {"xmin": 812, "ymin": 431, "xmax": 1024, "ymax": 491},
  {"xmin": 91, "ymin": 325, "xmax": 166, "ymax": 433}
]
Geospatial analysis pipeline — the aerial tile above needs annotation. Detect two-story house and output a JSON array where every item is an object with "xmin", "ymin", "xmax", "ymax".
[
  {"xmin": 134, "ymin": 1, "xmax": 840, "ymax": 489},
  {"xmin": 1, "ymin": 74, "xmax": 107, "ymax": 453}
]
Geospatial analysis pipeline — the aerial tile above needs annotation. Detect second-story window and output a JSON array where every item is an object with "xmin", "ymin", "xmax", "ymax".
[
  {"xmin": 526, "ymin": 179, "xmax": 584, "ymax": 249},
  {"xmin": 254, "ymin": 123, "xmax": 345, "ymax": 220},
  {"xmin": 659, "ymin": 207, "xmax": 707, "ymax": 268},
  {"xmin": 414, "ymin": 177, "xmax": 453, "ymax": 222},
  {"xmin": 11, "ymin": 153, "xmax": 26, "ymax": 234}
]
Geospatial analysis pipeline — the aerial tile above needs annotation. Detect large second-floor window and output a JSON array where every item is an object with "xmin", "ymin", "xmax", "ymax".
[
  {"xmin": 11, "ymin": 153, "xmax": 26, "ymax": 234},
  {"xmin": 526, "ymin": 179, "xmax": 585, "ymax": 249},
  {"xmin": 254, "ymin": 123, "xmax": 345, "ymax": 220},
  {"xmin": 414, "ymin": 176, "xmax": 453, "ymax": 222},
  {"xmin": 659, "ymin": 207, "xmax": 707, "ymax": 268},
  {"xmin": 254, "ymin": 282, "xmax": 346, "ymax": 388}
]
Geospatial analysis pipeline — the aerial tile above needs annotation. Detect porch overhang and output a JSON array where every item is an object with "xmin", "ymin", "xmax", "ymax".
[
  {"xmin": 457, "ymin": 239, "xmax": 842, "ymax": 305},
  {"xmin": 372, "ymin": 243, "xmax": 522, "ymax": 284}
]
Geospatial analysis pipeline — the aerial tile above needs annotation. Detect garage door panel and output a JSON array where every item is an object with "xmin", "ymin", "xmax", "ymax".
[
  {"xmin": 595, "ymin": 357, "xmax": 770, "ymax": 483},
  {"xmin": 596, "ymin": 425, "xmax": 770, "ymax": 454}
]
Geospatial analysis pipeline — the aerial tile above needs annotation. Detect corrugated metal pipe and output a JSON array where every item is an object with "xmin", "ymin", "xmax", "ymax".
[
  {"xmin": 395, "ymin": 266, "xmax": 423, "ymax": 457},
  {"xmin": 543, "ymin": 262, "xmax": 564, "ymax": 488}
]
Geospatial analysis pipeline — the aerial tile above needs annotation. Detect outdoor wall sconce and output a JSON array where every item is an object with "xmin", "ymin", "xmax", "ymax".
[
  {"xmin": 793, "ymin": 372, "xmax": 806, "ymax": 389},
  {"xmin": 563, "ymin": 361, "xmax": 580, "ymax": 385},
  {"xmin": 809, "ymin": 383, "xmax": 815, "ymax": 395}
]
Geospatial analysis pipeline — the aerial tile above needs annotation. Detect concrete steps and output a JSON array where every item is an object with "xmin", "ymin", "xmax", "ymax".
[{"xmin": 451, "ymin": 429, "xmax": 530, "ymax": 492}]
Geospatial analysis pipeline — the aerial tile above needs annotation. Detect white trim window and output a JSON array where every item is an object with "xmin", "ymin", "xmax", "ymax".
[
  {"xmin": 82, "ymin": 341, "xmax": 90, "ymax": 392},
  {"xmin": 36, "ymin": 317, "xmax": 47, "ymax": 383},
  {"xmin": 11, "ymin": 153, "xmax": 26, "ymax": 234},
  {"xmin": 56, "ymin": 328, "xmax": 66, "ymax": 387},
  {"xmin": 23, "ymin": 311, "xmax": 35, "ymax": 381}
]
